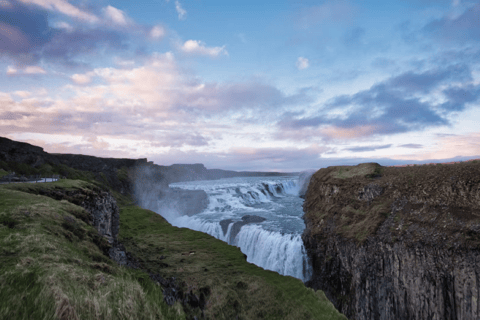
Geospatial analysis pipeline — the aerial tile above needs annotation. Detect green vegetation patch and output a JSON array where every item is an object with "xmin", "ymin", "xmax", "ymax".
[
  {"xmin": 118, "ymin": 204, "xmax": 346, "ymax": 320},
  {"xmin": 117, "ymin": 166, "xmax": 130, "ymax": 182},
  {"xmin": 329, "ymin": 163, "xmax": 382, "ymax": 180},
  {"xmin": 0, "ymin": 184, "xmax": 184, "ymax": 320},
  {"xmin": 0, "ymin": 168, "xmax": 9, "ymax": 178}
]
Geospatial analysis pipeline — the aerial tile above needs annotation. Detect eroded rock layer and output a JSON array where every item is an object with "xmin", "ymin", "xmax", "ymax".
[{"xmin": 302, "ymin": 162, "xmax": 480, "ymax": 320}]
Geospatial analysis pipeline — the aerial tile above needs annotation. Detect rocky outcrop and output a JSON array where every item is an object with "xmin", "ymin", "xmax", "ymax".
[
  {"xmin": 220, "ymin": 215, "xmax": 267, "ymax": 243},
  {"xmin": 35, "ymin": 186, "xmax": 128, "ymax": 263},
  {"xmin": 302, "ymin": 161, "xmax": 480, "ymax": 320},
  {"xmin": 80, "ymin": 191, "xmax": 120, "ymax": 244}
]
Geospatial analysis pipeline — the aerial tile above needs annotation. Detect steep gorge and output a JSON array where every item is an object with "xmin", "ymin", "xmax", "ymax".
[{"xmin": 302, "ymin": 162, "xmax": 480, "ymax": 320}]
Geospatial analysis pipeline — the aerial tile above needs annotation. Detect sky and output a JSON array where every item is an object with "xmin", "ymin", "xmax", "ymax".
[{"xmin": 1, "ymin": 0, "xmax": 480, "ymax": 172}]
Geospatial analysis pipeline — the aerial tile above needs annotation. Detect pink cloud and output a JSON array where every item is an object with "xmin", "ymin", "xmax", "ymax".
[
  {"xmin": 320, "ymin": 125, "xmax": 379, "ymax": 140},
  {"xmin": 180, "ymin": 40, "xmax": 227, "ymax": 57},
  {"xmin": 17, "ymin": 0, "xmax": 99, "ymax": 22},
  {"xmin": 0, "ymin": 22, "xmax": 30, "ymax": 53},
  {"xmin": 392, "ymin": 131, "xmax": 480, "ymax": 161},
  {"xmin": 103, "ymin": 5, "xmax": 129, "ymax": 26}
]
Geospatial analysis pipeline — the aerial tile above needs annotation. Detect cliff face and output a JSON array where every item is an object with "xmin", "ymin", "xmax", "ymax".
[
  {"xmin": 36, "ymin": 186, "xmax": 119, "ymax": 243},
  {"xmin": 302, "ymin": 162, "xmax": 480, "ymax": 320}
]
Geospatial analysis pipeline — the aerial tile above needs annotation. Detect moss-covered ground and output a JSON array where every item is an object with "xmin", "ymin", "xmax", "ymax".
[
  {"xmin": 0, "ymin": 179, "xmax": 346, "ymax": 320},
  {"xmin": 304, "ymin": 161, "xmax": 480, "ymax": 244}
]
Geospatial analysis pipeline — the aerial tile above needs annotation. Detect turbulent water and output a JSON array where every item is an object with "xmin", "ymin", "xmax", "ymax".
[{"xmin": 154, "ymin": 176, "xmax": 312, "ymax": 282}]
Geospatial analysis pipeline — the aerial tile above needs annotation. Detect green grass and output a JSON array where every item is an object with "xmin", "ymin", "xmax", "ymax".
[
  {"xmin": 0, "ymin": 168, "xmax": 9, "ymax": 178},
  {"xmin": 330, "ymin": 163, "xmax": 382, "ymax": 180},
  {"xmin": 0, "ymin": 183, "xmax": 185, "ymax": 320},
  {"xmin": 0, "ymin": 180, "xmax": 346, "ymax": 320},
  {"xmin": 118, "ymin": 205, "xmax": 346, "ymax": 320}
]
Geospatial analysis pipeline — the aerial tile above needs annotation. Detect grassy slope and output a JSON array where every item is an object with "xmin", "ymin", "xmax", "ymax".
[
  {"xmin": 0, "ymin": 168, "xmax": 9, "ymax": 178},
  {"xmin": 0, "ymin": 181, "xmax": 184, "ymax": 320},
  {"xmin": 1, "ymin": 180, "xmax": 346, "ymax": 320}
]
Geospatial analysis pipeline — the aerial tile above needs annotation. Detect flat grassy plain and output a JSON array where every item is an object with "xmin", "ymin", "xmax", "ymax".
[{"xmin": 0, "ymin": 179, "xmax": 346, "ymax": 320}]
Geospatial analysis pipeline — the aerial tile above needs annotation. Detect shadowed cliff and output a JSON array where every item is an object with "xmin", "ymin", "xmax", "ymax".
[{"xmin": 302, "ymin": 161, "xmax": 480, "ymax": 320}]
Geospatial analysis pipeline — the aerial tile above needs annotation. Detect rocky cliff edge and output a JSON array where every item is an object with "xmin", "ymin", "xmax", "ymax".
[{"xmin": 302, "ymin": 161, "xmax": 480, "ymax": 320}]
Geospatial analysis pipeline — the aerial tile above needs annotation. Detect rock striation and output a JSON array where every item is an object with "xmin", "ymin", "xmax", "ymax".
[{"xmin": 302, "ymin": 162, "xmax": 480, "ymax": 320}]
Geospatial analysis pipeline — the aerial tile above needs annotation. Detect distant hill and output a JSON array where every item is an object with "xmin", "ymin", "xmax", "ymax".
[{"xmin": 0, "ymin": 136, "xmax": 298, "ymax": 195}]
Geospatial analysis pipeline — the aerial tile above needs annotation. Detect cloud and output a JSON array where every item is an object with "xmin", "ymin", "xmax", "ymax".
[
  {"xmin": 144, "ymin": 144, "xmax": 332, "ymax": 172},
  {"xmin": 12, "ymin": 137, "xmax": 135, "ymax": 159},
  {"xmin": 343, "ymin": 27, "xmax": 365, "ymax": 47},
  {"xmin": 103, "ymin": 5, "xmax": 129, "ymax": 26},
  {"xmin": 296, "ymin": 57, "xmax": 309, "ymax": 70},
  {"xmin": 150, "ymin": 25, "xmax": 165, "ymax": 39},
  {"xmin": 175, "ymin": 0, "xmax": 186, "ymax": 20},
  {"xmin": 13, "ymin": 91, "xmax": 31, "ymax": 98},
  {"xmin": 344, "ymin": 144, "xmax": 392, "ymax": 152},
  {"xmin": 296, "ymin": 0, "xmax": 356, "ymax": 29},
  {"xmin": 399, "ymin": 143, "xmax": 424, "ymax": 149},
  {"xmin": 71, "ymin": 73, "xmax": 92, "ymax": 85},
  {"xmin": 6, "ymin": 65, "xmax": 46, "ymax": 75},
  {"xmin": 24, "ymin": 65, "xmax": 46, "ymax": 74},
  {"xmin": 54, "ymin": 21, "xmax": 73, "ymax": 31},
  {"xmin": 150, "ymin": 132, "xmax": 210, "ymax": 147},
  {"xmin": 0, "ymin": 3, "xmax": 56, "ymax": 59},
  {"xmin": 16, "ymin": 0, "xmax": 98, "ymax": 22},
  {"xmin": 0, "ymin": 2, "xmax": 127, "ymax": 65},
  {"xmin": 0, "ymin": 50, "xmax": 317, "ymax": 162},
  {"xmin": 371, "ymin": 57, "xmax": 396, "ymax": 69},
  {"xmin": 178, "ymin": 81, "xmax": 311, "ymax": 113},
  {"xmin": 87, "ymin": 136, "xmax": 109, "ymax": 150},
  {"xmin": 40, "ymin": 28, "xmax": 128, "ymax": 65},
  {"xmin": 424, "ymin": 3, "xmax": 480, "ymax": 43},
  {"xmin": 180, "ymin": 40, "xmax": 227, "ymax": 57},
  {"xmin": 386, "ymin": 64, "xmax": 471, "ymax": 94},
  {"xmin": 277, "ymin": 65, "xmax": 480, "ymax": 141},
  {"xmin": 392, "ymin": 131, "xmax": 480, "ymax": 161}
]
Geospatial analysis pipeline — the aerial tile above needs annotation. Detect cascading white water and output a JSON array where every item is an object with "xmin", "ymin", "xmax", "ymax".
[
  {"xmin": 233, "ymin": 224, "xmax": 311, "ymax": 280},
  {"xmin": 143, "ymin": 176, "xmax": 312, "ymax": 282}
]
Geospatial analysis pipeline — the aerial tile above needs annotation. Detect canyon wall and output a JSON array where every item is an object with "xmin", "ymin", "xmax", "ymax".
[{"xmin": 302, "ymin": 162, "xmax": 480, "ymax": 320}]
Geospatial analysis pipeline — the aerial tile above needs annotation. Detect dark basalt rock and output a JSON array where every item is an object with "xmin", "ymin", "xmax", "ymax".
[
  {"xmin": 241, "ymin": 215, "xmax": 267, "ymax": 223},
  {"xmin": 220, "ymin": 219, "xmax": 234, "ymax": 236},
  {"xmin": 220, "ymin": 215, "xmax": 267, "ymax": 242},
  {"xmin": 303, "ymin": 161, "xmax": 480, "ymax": 320},
  {"xmin": 357, "ymin": 183, "xmax": 383, "ymax": 204}
]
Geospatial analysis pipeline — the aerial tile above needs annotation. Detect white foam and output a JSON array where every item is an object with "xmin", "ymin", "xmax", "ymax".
[
  {"xmin": 172, "ymin": 179, "xmax": 299, "ymax": 213},
  {"xmin": 233, "ymin": 224, "xmax": 311, "ymax": 281},
  {"xmin": 148, "ymin": 176, "xmax": 314, "ymax": 282}
]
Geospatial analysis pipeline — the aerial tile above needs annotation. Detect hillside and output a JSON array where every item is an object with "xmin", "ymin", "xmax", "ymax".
[{"xmin": 0, "ymin": 137, "xmax": 346, "ymax": 320}]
